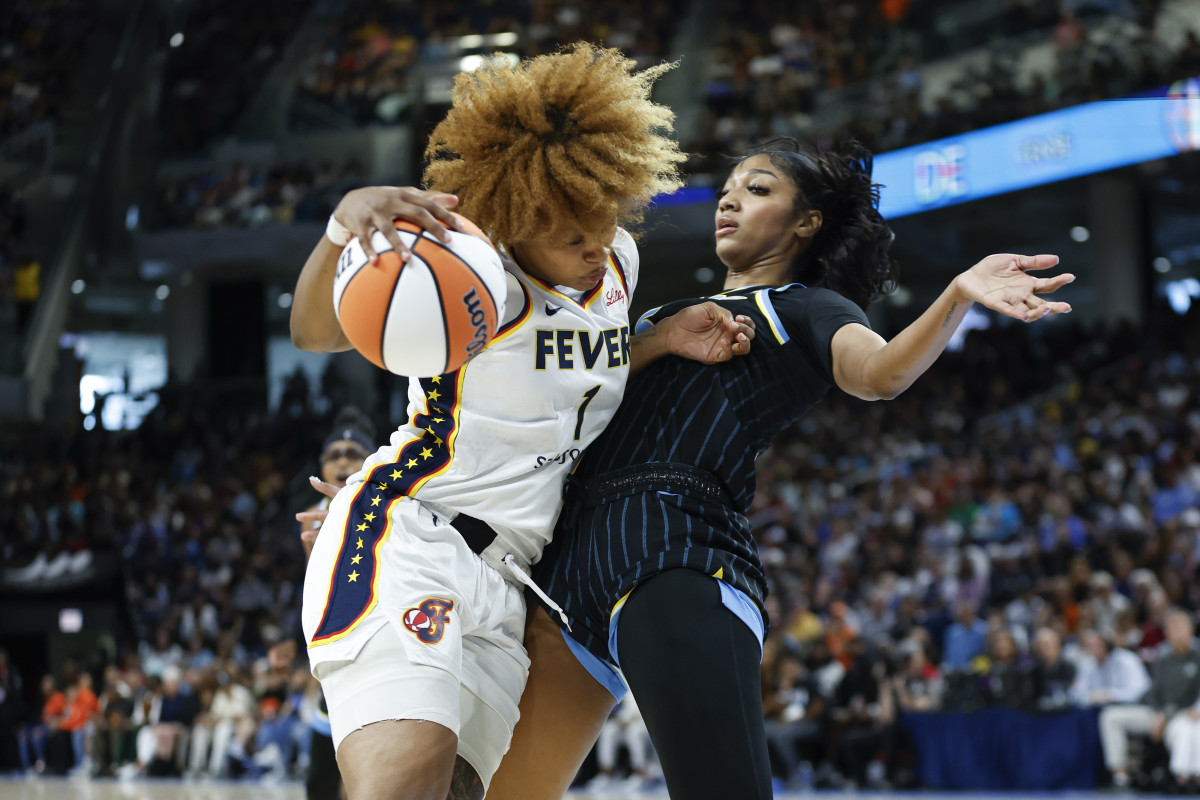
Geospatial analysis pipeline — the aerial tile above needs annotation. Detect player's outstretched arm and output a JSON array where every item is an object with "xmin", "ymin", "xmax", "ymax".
[
  {"xmin": 290, "ymin": 187, "xmax": 461, "ymax": 352},
  {"xmin": 831, "ymin": 253, "xmax": 1073, "ymax": 401},
  {"xmin": 628, "ymin": 303, "xmax": 756, "ymax": 373}
]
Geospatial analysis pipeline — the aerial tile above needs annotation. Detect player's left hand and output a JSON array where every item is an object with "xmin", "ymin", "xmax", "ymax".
[
  {"xmin": 666, "ymin": 302, "xmax": 756, "ymax": 364},
  {"xmin": 954, "ymin": 254, "xmax": 1074, "ymax": 322},
  {"xmin": 297, "ymin": 476, "xmax": 340, "ymax": 542}
]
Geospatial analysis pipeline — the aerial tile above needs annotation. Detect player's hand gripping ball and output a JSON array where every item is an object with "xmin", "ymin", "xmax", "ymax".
[{"xmin": 333, "ymin": 213, "xmax": 507, "ymax": 377}]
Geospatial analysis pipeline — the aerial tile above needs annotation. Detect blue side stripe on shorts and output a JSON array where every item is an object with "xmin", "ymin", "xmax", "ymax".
[
  {"xmin": 560, "ymin": 627, "xmax": 627, "ymax": 701},
  {"xmin": 606, "ymin": 575, "xmax": 765, "ymax": 673}
]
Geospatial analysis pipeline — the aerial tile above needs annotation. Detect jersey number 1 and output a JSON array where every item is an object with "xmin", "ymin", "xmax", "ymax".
[{"xmin": 574, "ymin": 385, "xmax": 601, "ymax": 441}]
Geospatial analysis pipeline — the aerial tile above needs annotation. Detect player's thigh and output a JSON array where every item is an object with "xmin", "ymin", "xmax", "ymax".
[
  {"xmin": 337, "ymin": 718, "xmax": 457, "ymax": 800},
  {"xmin": 485, "ymin": 606, "xmax": 618, "ymax": 800}
]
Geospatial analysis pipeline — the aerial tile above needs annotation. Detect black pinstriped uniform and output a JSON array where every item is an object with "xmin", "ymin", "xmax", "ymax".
[{"xmin": 535, "ymin": 284, "xmax": 869, "ymax": 663}]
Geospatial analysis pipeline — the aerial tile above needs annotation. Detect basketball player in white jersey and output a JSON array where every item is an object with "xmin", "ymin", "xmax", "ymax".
[{"xmin": 290, "ymin": 45, "xmax": 755, "ymax": 800}]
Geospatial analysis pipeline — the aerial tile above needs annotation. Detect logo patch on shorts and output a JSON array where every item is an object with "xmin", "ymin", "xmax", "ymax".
[{"xmin": 401, "ymin": 597, "xmax": 454, "ymax": 645}]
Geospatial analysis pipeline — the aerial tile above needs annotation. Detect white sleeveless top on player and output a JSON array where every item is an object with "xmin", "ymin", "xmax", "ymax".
[{"xmin": 348, "ymin": 228, "xmax": 639, "ymax": 568}]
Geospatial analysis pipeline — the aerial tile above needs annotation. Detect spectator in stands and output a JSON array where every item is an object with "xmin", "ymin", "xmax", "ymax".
[
  {"xmin": 1073, "ymin": 629, "xmax": 1151, "ymax": 708},
  {"xmin": 186, "ymin": 670, "xmax": 255, "ymax": 779},
  {"xmin": 60, "ymin": 672, "xmax": 99, "ymax": 773},
  {"xmin": 246, "ymin": 646, "xmax": 299, "ymax": 780},
  {"xmin": 840, "ymin": 658, "xmax": 897, "ymax": 789},
  {"xmin": 892, "ymin": 646, "xmax": 944, "ymax": 713},
  {"xmin": 139, "ymin": 627, "xmax": 184, "ymax": 680},
  {"xmin": 19, "ymin": 675, "xmax": 62, "ymax": 773},
  {"xmin": 1155, "ymin": 611, "xmax": 1200, "ymax": 791},
  {"xmin": 1100, "ymin": 610, "xmax": 1200, "ymax": 788},
  {"xmin": 826, "ymin": 639, "xmax": 881, "ymax": 786},
  {"xmin": 1088, "ymin": 571, "xmax": 1131, "ymax": 635},
  {"xmin": 91, "ymin": 666, "xmax": 136, "ymax": 777},
  {"xmin": 826, "ymin": 601, "xmax": 859, "ymax": 669},
  {"xmin": 762, "ymin": 641, "xmax": 826, "ymax": 789},
  {"xmin": 0, "ymin": 649, "xmax": 22, "ymax": 773},
  {"xmin": 783, "ymin": 593, "xmax": 824, "ymax": 646},
  {"xmin": 127, "ymin": 666, "xmax": 195, "ymax": 777},
  {"xmin": 943, "ymin": 601, "xmax": 988, "ymax": 671},
  {"xmin": 584, "ymin": 694, "xmax": 655, "ymax": 792},
  {"xmin": 1032, "ymin": 626, "xmax": 1077, "ymax": 711},
  {"xmin": 858, "ymin": 589, "xmax": 896, "ymax": 646},
  {"xmin": 12, "ymin": 252, "xmax": 39, "ymax": 337},
  {"xmin": 982, "ymin": 629, "xmax": 1035, "ymax": 710}
]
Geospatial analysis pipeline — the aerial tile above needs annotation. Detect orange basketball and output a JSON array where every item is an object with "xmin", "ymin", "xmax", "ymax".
[{"xmin": 332, "ymin": 213, "xmax": 506, "ymax": 377}]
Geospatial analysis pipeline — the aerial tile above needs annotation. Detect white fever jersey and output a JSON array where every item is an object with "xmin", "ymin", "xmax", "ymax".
[{"xmin": 348, "ymin": 228, "xmax": 639, "ymax": 567}]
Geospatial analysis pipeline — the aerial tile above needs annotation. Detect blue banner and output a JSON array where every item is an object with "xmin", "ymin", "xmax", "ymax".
[{"xmin": 875, "ymin": 77, "xmax": 1200, "ymax": 218}]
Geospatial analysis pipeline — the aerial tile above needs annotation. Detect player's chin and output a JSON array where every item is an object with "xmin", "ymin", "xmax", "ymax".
[{"xmin": 574, "ymin": 270, "xmax": 606, "ymax": 290}]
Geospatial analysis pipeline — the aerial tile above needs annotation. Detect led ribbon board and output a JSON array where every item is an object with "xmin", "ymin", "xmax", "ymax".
[{"xmin": 874, "ymin": 77, "xmax": 1200, "ymax": 219}]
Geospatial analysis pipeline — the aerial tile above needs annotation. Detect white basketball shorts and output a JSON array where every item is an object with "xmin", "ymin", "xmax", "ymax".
[{"xmin": 302, "ymin": 488, "xmax": 529, "ymax": 788}]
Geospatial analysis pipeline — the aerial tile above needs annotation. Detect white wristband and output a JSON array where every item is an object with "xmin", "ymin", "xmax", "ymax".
[{"xmin": 325, "ymin": 215, "xmax": 353, "ymax": 247}]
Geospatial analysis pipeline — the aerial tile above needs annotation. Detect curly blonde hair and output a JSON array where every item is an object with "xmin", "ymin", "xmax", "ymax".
[{"xmin": 423, "ymin": 43, "xmax": 686, "ymax": 247}]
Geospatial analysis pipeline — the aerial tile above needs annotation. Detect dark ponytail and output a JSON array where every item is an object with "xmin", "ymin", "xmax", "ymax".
[{"xmin": 736, "ymin": 138, "xmax": 898, "ymax": 310}]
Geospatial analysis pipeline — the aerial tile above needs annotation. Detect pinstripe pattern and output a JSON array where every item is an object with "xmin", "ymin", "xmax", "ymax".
[{"xmin": 535, "ymin": 285, "xmax": 870, "ymax": 663}]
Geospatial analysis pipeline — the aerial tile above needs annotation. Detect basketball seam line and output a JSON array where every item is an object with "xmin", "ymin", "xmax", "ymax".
[
  {"xmin": 416, "ymin": 235, "xmax": 500, "ymax": 323},
  {"xmin": 377, "ymin": 236, "xmax": 412, "ymax": 373},
  {"xmin": 413, "ymin": 239, "xmax": 453, "ymax": 375}
]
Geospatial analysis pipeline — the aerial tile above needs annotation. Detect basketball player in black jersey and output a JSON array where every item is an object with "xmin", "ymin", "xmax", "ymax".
[
  {"xmin": 485, "ymin": 139, "xmax": 1074, "ymax": 800},
  {"xmin": 292, "ymin": 408, "xmax": 375, "ymax": 800}
]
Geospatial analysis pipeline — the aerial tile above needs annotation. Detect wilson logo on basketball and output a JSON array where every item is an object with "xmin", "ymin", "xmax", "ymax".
[
  {"xmin": 462, "ymin": 288, "xmax": 489, "ymax": 358},
  {"xmin": 402, "ymin": 597, "xmax": 455, "ymax": 645},
  {"xmin": 605, "ymin": 286, "xmax": 626, "ymax": 307}
]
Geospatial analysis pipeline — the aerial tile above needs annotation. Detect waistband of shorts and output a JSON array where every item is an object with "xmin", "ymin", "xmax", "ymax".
[
  {"xmin": 573, "ymin": 462, "xmax": 731, "ymax": 507},
  {"xmin": 449, "ymin": 512, "xmax": 499, "ymax": 556}
]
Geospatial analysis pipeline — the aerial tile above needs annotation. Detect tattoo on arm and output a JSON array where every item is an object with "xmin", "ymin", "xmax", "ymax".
[
  {"xmin": 629, "ymin": 325, "xmax": 660, "ymax": 351},
  {"xmin": 941, "ymin": 302, "xmax": 959, "ymax": 329},
  {"xmin": 446, "ymin": 756, "xmax": 484, "ymax": 800}
]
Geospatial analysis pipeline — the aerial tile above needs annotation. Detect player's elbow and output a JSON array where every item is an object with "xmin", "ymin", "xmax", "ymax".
[
  {"xmin": 290, "ymin": 323, "xmax": 320, "ymax": 352},
  {"xmin": 290, "ymin": 320, "xmax": 334, "ymax": 353},
  {"xmin": 873, "ymin": 381, "xmax": 907, "ymax": 401}
]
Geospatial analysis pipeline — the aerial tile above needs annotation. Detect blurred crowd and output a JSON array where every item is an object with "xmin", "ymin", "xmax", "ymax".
[
  {"xmin": 0, "ymin": 650, "xmax": 315, "ymax": 781},
  {"xmin": 685, "ymin": 0, "xmax": 1200, "ymax": 171},
  {"xmin": 5, "ymin": 0, "xmax": 1200, "ymax": 790},
  {"xmin": 0, "ymin": 0, "xmax": 89, "ymax": 143},
  {"xmin": 747, "ymin": 307, "xmax": 1200, "ymax": 790},
  {"xmin": 0, "ymin": 370, "xmax": 328, "ymax": 778},
  {"xmin": 0, "ymin": 305, "xmax": 1197, "ymax": 789},
  {"xmin": 293, "ymin": 0, "xmax": 683, "ymax": 127},
  {"xmin": 0, "ymin": 185, "xmax": 37, "ymax": 337},
  {"xmin": 158, "ymin": 0, "xmax": 312, "ymax": 153},
  {"xmin": 146, "ymin": 159, "xmax": 366, "ymax": 231}
]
